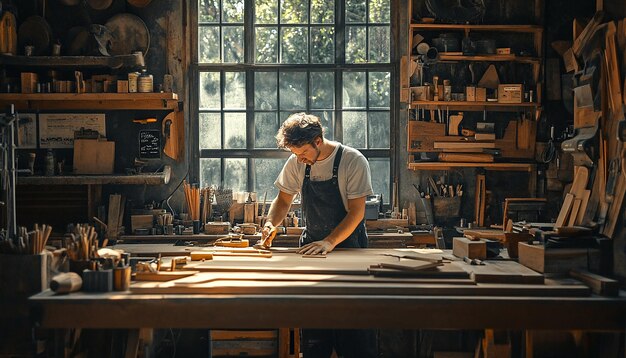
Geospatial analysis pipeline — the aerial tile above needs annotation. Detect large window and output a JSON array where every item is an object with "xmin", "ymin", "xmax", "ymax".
[{"xmin": 194, "ymin": 0, "xmax": 393, "ymax": 201}]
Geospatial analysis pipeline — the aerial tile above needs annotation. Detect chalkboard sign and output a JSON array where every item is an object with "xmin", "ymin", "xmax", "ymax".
[{"xmin": 139, "ymin": 130, "xmax": 161, "ymax": 159}]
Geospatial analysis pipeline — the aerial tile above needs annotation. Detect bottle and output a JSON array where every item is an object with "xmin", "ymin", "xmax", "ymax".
[
  {"xmin": 138, "ymin": 69, "xmax": 153, "ymax": 93},
  {"xmin": 45, "ymin": 149, "xmax": 55, "ymax": 176}
]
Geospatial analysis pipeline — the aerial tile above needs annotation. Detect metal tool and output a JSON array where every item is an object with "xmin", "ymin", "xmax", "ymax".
[{"xmin": 133, "ymin": 118, "xmax": 157, "ymax": 124}]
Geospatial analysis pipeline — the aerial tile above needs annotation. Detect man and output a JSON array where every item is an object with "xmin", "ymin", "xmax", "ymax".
[{"xmin": 259, "ymin": 112, "xmax": 377, "ymax": 357}]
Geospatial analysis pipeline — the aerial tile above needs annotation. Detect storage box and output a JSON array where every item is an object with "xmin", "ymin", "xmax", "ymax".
[
  {"xmin": 131, "ymin": 214, "xmax": 154, "ymax": 232},
  {"xmin": 204, "ymin": 221, "xmax": 231, "ymax": 234},
  {"xmin": 73, "ymin": 139, "xmax": 115, "ymax": 174},
  {"xmin": 496, "ymin": 47, "xmax": 511, "ymax": 55},
  {"xmin": 517, "ymin": 242, "xmax": 600, "ymax": 273},
  {"xmin": 498, "ymin": 84, "xmax": 523, "ymax": 103}
]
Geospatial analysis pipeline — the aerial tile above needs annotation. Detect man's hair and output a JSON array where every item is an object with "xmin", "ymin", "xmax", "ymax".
[{"xmin": 275, "ymin": 112, "xmax": 325, "ymax": 148}]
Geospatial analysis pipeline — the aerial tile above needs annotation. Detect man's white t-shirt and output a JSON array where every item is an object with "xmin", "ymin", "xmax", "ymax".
[{"xmin": 275, "ymin": 141, "xmax": 374, "ymax": 211}]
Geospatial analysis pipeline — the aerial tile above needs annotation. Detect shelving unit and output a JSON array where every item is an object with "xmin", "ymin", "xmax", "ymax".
[
  {"xmin": 17, "ymin": 165, "xmax": 171, "ymax": 186},
  {"xmin": 403, "ymin": 1, "xmax": 544, "ymax": 206},
  {"xmin": 0, "ymin": 93, "xmax": 179, "ymax": 111}
]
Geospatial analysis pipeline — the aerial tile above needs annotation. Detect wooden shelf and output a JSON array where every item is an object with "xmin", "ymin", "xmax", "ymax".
[
  {"xmin": 408, "ymin": 162, "xmax": 535, "ymax": 171},
  {"xmin": 409, "ymin": 100, "xmax": 539, "ymax": 111},
  {"xmin": 0, "ymin": 93, "xmax": 179, "ymax": 111},
  {"xmin": 412, "ymin": 54, "xmax": 541, "ymax": 64},
  {"xmin": 0, "ymin": 53, "xmax": 145, "ymax": 69},
  {"xmin": 410, "ymin": 24, "xmax": 543, "ymax": 33},
  {"xmin": 17, "ymin": 165, "xmax": 171, "ymax": 185}
]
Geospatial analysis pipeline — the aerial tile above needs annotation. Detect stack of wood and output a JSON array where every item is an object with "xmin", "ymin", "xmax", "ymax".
[
  {"xmin": 0, "ymin": 224, "xmax": 53, "ymax": 254},
  {"xmin": 556, "ymin": 12, "xmax": 626, "ymax": 237}
]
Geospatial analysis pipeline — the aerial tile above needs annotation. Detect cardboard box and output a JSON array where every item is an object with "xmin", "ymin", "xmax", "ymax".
[
  {"xmin": 498, "ymin": 84, "xmax": 523, "ymax": 103},
  {"xmin": 475, "ymin": 87, "xmax": 487, "ymax": 102},
  {"xmin": 496, "ymin": 47, "xmax": 511, "ymax": 55},
  {"xmin": 73, "ymin": 139, "xmax": 115, "ymax": 174}
]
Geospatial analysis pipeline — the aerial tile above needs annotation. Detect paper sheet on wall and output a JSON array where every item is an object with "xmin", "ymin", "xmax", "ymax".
[{"xmin": 39, "ymin": 113, "xmax": 106, "ymax": 148}]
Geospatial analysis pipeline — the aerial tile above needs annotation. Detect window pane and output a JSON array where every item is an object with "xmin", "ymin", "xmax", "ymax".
[
  {"xmin": 281, "ymin": 0, "xmax": 308, "ymax": 24},
  {"xmin": 368, "ymin": 112, "xmax": 389, "ymax": 148},
  {"xmin": 279, "ymin": 71, "xmax": 307, "ymax": 110},
  {"xmin": 368, "ymin": 158, "xmax": 390, "ymax": 202},
  {"xmin": 369, "ymin": 71, "xmax": 390, "ymax": 108},
  {"xmin": 368, "ymin": 26, "xmax": 389, "ymax": 63},
  {"xmin": 255, "ymin": 0, "xmax": 277, "ymax": 24},
  {"xmin": 345, "ymin": 26, "xmax": 366, "ymax": 63},
  {"xmin": 369, "ymin": 0, "xmax": 390, "ymax": 23},
  {"xmin": 311, "ymin": 0, "xmax": 334, "ymax": 24},
  {"xmin": 224, "ymin": 72, "xmax": 246, "ymax": 109},
  {"xmin": 199, "ymin": 113, "xmax": 221, "ymax": 149},
  {"xmin": 255, "ymin": 112, "xmax": 280, "ymax": 148},
  {"xmin": 254, "ymin": 158, "xmax": 286, "ymax": 199},
  {"xmin": 346, "ymin": 0, "xmax": 366, "ymax": 23},
  {"xmin": 224, "ymin": 112, "xmax": 246, "ymax": 149},
  {"xmin": 310, "ymin": 110, "xmax": 334, "ymax": 140},
  {"xmin": 222, "ymin": 0, "xmax": 244, "ymax": 22},
  {"xmin": 255, "ymin": 72, "xmax": 277, "ymax": 110},
  {"xmin": 199, "ymin": 72, "xmax": 221, "ymax": 109},
  {"xmin": 281, "ymin": 27, "xmax": 308, "ymax": 63},
  {"xmin": 256, "ymin": 27, "xmax": 278, "ymax": 63},
  {"xmin": 199, "ymin": 0, "xmax": 219, "ymax": 23},
  {"xmin": 200, "ymin": 158, "xmax": 221, "ymax": 187},
  {"xmin": 224, "ymin": 26, "xmax": 244, "ymax": 63},
  {"xmin": 310, "ymin": 71, "xmax": 334, "ymax": 109},
  {"xmin": 343, "ymin": 111, "xmax": 366, "ymax": 148},
  {"xmin": 343, "ymin": 72, "xmax": 366, "ymax": 108},
  {"xmin": 311, "ymin": 27, "xmax": 334, "ymax": 64},
  {"xmin": 225, "ymin": 158, "xmax": 247, "ymax": 192},
  {"xmin": 199, "ymin": 26, "xmax": 220, "ymax": 63}
]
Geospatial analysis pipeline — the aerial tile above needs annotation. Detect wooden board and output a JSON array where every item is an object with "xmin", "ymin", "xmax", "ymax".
[
  {"xmin": 130, "ymin": 276, "xmax": 587, "ymax": 297},
  {"xmin": 134, "ymin": 271, "xmax": 198, "ymax": 282},
  {"xmin": 575, "ymin": 189, "xmax": 591, "ymax": 225},
  {"xmin": 555, "ymin": 193, "xmax": 575, "ymax": 228},
  {"xmin": 568, "ymin": 199, "xmax": 582, "ymax": 226},
  {"xmin": 185, "ymin": 250, "xmax": 408, "ymax": 275},
  {"xmin": 438, "ymin": 153, "xmax": 494, "ymax": 162},
  {"xmin": 455, "ymin": 260, "xmax": 544, "ymax": 284}
]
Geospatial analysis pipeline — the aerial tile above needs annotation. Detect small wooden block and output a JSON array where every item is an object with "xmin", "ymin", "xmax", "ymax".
[
  {"xmin": 117, "ymin": 80, "xmax": 129, "ymax": 93},
  {"xmin": 20, "ymin": 72, "xmax": 38, "ymax": 94},
  {"xmin": 190, "ymin": 252, "xmax": 214, "ymax": 261},
  {"xmin": 475, "ymin": 87, "xmax": 487, "ymax": 102},
  {"xmin": 453, "ymin": 237, "xmax": 486, "ymax": 260}
]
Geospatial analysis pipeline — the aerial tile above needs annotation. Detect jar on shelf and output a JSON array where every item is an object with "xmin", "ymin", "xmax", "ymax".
[{"xmin": 138, "ymin": 69, "xmax": 153, "ymax": 93}]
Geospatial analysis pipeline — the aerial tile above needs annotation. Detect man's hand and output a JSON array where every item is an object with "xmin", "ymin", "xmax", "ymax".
[
  {"xmin": 258, "ymin": 222, "xmax": 277, "ymax": 248},
  {"xmin": 297, "ymin": 239, "xmax": 335, "ymax": 255}
]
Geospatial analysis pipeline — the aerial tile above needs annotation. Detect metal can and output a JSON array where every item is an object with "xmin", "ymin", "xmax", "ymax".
[
  {"xmin": 138, "ymin": 70, "xmax": 153, "ymax": 93},
  {"xmin": 128, "ymin": 72, "xmax": 140, "ymax": 93}
]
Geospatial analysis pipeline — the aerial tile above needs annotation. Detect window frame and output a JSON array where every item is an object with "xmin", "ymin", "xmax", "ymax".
[{"xmin": 190, "ymin": 0, "xmax": 398, "ymax": 201}]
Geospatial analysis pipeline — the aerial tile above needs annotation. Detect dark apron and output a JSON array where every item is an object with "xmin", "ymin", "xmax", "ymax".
[{"xmin": 299, "ymin": 145, "xmax": 368, "ymax": 248}]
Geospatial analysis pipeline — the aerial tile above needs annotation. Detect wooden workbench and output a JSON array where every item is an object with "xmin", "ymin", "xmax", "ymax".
[{"xmin": 29, "ymin": 249, "xmax": 626, "ymax": 331}]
